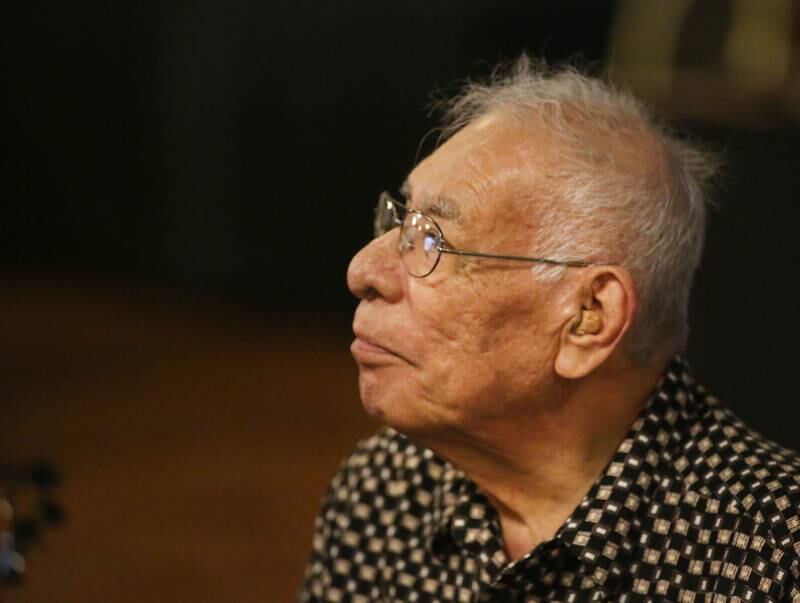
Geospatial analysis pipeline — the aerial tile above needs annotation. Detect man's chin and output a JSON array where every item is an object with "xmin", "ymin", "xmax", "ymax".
[
  {"xmin": 359, "ymin": 393, "xmax": 434, "ymax": 441},
  {"xmin": 359, "ymin": 386, "xmax": 419, "ymax": 431},
  {"xmin": 357, "ymin": 375, "xmax": 388, "ymax": 419},
  {"xmin": 360, "ymin": 395, "xmax": 387, "ymax": 419},
  {"xmin": 357, "ymin": 375, "xmax": 443, "ymax": 437}
]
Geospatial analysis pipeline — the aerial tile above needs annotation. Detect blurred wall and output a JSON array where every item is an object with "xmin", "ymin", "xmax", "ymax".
[
  {"xmin": 6, "ymin": 0, "xmax": 798, "ymax": 435},
  {"xmin": 2, "ymin": 0, "xmax": 617, "ymax": 308}
]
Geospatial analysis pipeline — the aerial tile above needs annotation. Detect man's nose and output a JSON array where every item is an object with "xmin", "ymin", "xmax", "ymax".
[{"xmin": 347, "ymin": 231, "xmax": 404, "ymax": 302}]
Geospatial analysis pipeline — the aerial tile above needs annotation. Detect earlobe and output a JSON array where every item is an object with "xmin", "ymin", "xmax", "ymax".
[{"xmin": 556, "ymin": 307, "xmax": 604, "ymax": 379}]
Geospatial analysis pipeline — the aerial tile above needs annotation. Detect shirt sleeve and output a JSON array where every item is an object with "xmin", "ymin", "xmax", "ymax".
[
  {"xmin": 295, "ymin": 428, "xmax": 398, "ymax": 602},
  {"xmin": 296, "ymin": 472, "xmax": 341, "ymax": 603},
  {"xmin": 786, "ymin": 558, "xmax": 800, "ymax": 602}
]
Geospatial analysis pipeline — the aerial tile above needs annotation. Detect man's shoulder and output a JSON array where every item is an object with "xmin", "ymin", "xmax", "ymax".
[
  {"xmin": 339, "ymin": 427, "xmax": 418, "ymax": 466},
  {"xmin": 678, "ymin": 389, "xmax": 800, "ymax": 552},
  {"xmin": 325, "ymin": 427, "xmax": 449, "ymax": 509}
]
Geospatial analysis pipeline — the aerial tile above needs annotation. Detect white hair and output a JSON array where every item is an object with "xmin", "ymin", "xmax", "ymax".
[{"xmin": 435, "ymin": 57, "xmax": 720, "ymax": 365}]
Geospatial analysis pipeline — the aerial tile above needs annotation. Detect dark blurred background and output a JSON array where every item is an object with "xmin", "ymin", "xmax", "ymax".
[{"xmin": 2, "ymin": 1, "xmax": 799, "ymax": 600}]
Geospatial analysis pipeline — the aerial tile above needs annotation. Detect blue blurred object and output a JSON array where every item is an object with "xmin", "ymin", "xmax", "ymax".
[{"xmin": 0, "ymin": 462, "xmax": 64, "ymax": 587}]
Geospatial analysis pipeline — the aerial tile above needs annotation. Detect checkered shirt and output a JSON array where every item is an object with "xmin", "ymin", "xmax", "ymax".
[{"xmin": 298, "ymin": 358, "xmax": 800, "ymax": 601}]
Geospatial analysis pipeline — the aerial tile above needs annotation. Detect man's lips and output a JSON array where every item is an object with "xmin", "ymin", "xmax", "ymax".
[{"xmin": 351, "ymin": 332, "xmax": 408, "ymax": 365}]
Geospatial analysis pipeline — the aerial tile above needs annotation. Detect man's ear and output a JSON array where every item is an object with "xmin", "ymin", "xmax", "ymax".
[{"xmin": 554, "ymin": 267, "xmax": 637, "ymax": 379}]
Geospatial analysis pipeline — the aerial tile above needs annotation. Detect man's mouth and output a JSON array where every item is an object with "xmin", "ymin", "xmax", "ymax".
[{"xmin": 351, "ymin": 331, "xmax": 408, "ymax": 365}]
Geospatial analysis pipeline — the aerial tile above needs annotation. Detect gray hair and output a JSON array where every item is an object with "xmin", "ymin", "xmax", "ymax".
[{"xmin": 435, "ymin": 57, "xmax": 720, "ymax": 365}]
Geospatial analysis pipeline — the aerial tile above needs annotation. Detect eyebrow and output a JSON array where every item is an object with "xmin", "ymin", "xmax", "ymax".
[{"xmin": 399, "ymin": 180, "xmax": 463, "ymax": 224}]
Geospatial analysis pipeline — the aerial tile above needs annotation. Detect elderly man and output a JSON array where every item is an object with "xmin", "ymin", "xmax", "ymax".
[{"xmin": 298, "ymin": 59, "xmax": 800, "ymax": 602}]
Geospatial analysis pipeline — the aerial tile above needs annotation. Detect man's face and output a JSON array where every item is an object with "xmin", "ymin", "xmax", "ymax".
[{"xmin": 347, "ymin": 116, "xmax": 576, "ymax": 442}]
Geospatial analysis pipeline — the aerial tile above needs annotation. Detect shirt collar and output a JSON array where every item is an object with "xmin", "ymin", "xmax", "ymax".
[
  {"xmin": 557, "ymin": 355, "xmax": 710, "ymax": 588},
  {"xmin": 430, "ymin": 355, "xmax": 712, "ymax": 590}
]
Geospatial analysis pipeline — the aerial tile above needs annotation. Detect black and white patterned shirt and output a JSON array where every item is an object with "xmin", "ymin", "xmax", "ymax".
[{"xmin": 299, "ymin": 358, "xmax": 800, "ymax": 601}]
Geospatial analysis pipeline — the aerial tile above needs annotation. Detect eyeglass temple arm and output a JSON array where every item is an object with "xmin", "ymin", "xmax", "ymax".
[{"xmin": 438, "ymin": 247, "xmax": 592, "ymax": 268}]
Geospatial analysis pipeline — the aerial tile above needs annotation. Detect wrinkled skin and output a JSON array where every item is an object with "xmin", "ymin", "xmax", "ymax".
[{"xmin": 347, "ymin": 115, "xmax": 581, "ymax": 448}]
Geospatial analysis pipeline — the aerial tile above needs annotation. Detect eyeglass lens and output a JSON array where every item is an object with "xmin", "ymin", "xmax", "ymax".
[
  {"xmin": 373, "ymin": 194, "xmax": 400, "ymax": 238},
  {"xmin": 374, "ymin": 195, "xmax": 443, "ymax": 277},
  {"xmin": 400, "ymin": 213, "xmax": 442, "ymax": 277}
]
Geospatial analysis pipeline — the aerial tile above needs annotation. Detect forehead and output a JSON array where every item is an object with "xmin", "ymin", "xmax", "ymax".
[{"xmin": 404, "ymin": 114, "xmax": 553, "ymax": 231}]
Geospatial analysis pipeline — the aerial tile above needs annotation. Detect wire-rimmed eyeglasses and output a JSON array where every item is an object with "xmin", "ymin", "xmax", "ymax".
[{"xmin": 374, "ymin": 191, "xmax": 595, "ymax": 278}]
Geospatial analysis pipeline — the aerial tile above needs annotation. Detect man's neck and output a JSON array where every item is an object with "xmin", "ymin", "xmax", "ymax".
[{"xmin": 415, "ymin": 361, "xmax": 664, "ymax": 561}]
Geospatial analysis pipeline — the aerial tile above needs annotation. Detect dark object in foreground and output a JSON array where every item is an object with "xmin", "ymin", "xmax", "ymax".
[{"xmin": 0, "ymin": 461, "xmax": 65, "ymax": 585}]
